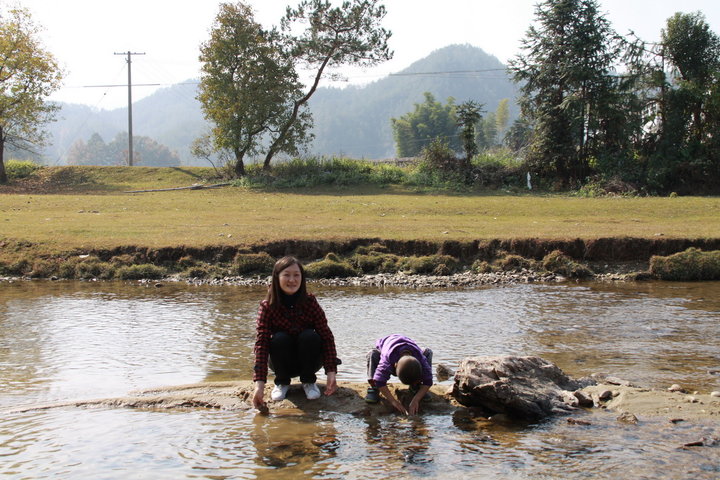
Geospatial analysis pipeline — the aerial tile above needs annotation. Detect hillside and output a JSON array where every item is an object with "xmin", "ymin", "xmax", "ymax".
[{"xmin": 39, "ymin": 44, "xmax": 519, "ymax": 165}]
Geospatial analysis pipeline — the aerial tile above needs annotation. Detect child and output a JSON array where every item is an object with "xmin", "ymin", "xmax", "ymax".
[{"xmin": 365, "ymin": 334, "xmax": 433, "ymax": 415}]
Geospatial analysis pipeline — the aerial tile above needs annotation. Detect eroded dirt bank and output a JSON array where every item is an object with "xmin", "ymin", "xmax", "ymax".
[{"xmin": 82, "ymin": 237, "xmax": 720, "ymax": 264}]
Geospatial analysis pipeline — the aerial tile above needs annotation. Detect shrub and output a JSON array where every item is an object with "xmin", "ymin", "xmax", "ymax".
[
  {"xmin": 379, "ymin": 255, "xmax": 401, "ymax": 273},
  {"xmin": 495, "ymin": 254, "xmax": 534, "ymax": 271},
  {"xmin": 9, "ymin": 257, "xmax": 32, "ymax": 276},
  {"xmin": 471, "ymin": 259, "xmax": 495, "ymax": 273},
  {"xmin": 354, "ymin": 243, "xmax": 389, "ymax": 255},
  {"xmin": 74, "ymin": 259, "xmax": 115, "ymax": 280},
  {"xmin": 234, "ymin": 252, "xmax": 274, "ymax": 275},
  {"xmin": 29, "ymin": 259, "xmax": 59, "ymax": 278},
  {"xmin": 472, "ymin": 150, "xmax": 524, "ymax": 188},
  {"xmin": 0, "ymin": 257, "xmax": 32, "ymax": 275},
  {"xmin": 111, "ymin": 254, "xmax": 140, "ymax": 266},
  {"xmin": 351, "ymin": 251, "xmax": 400, "ymax": 274},
  {"xmin": 5, "ymin": 159, "xmax": 41, "ymax": 179},
  {"xmin": 420, "ymin": 138, "xmax": 457, "ymax": 172},
  {"xmin": 305, "ymin": 255, "xmax": 358, "ymax": 279},
  {"xmin": 400, "ymin": 254, "xmax": 458, "ymax": 274},
  {"xmin": 649, "ymin": 248, "xmax": 720, "ymax": 281},
  {"xmin": 115, "ymin": 264, "xmax": 166, "ymax": 280},
  {"xmin": 57, "ymin": 255, "xmax": 112, "ymax": 279},
  {"xmin": 181, "ymin": 263, "xmax": 225, "ymax": 279},
  {"xmin": 324, "ymin": 252, "xmax": 341, "ymax": 262},
  {"xmin": 542, "ymin": 250, "xmax": 594, "ymax": 278},
  {"xmin": 177, "ymin": 255, "xmax": 197, "ymax": 268}
]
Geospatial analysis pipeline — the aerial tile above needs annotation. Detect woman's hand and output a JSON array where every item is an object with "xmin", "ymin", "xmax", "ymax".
[
  {"xmin": 324, "ymin": 371, "xmax": 337, "ymax": 396},
  {"xmin": 252, "ymin": 381, "xmax": 267, "ymax": 410}
]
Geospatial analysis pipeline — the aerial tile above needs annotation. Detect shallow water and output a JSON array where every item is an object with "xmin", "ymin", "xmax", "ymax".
[{"xmin": 1, "ymin": 279, "xmax": 719, "ymax": 479}]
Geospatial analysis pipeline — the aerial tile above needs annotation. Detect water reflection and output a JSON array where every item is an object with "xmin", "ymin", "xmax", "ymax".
[
  {"xmin": 365, "ymin": 416, "xmax": 434, "ymax": 476},
  {"xmin": 250, "ymin": 410, "xmax": 340, "ymax": 477}
]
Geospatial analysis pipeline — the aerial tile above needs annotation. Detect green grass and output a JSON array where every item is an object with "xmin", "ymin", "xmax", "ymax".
[{"xmin": 0, "ymin": 165, "xmax": 719, "ymax": 251}]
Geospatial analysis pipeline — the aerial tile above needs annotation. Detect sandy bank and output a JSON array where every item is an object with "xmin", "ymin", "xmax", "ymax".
[
  {"xmin": 583, "ymin": 384, "xmax": 720, "ymax": 421},
  {"xmin": 6, "ymin": 381, "xmax": 720, "ymax": 423}
]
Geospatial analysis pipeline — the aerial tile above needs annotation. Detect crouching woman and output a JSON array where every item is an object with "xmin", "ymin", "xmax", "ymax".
[{"xmin": 252, "ymin": 256, "xmax": 339, "ymax": 410}]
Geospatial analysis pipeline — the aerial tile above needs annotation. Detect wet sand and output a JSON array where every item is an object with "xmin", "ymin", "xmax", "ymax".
[{"xmin": 5, "ymin": 381, "xmax": 720, "ymax": 422}]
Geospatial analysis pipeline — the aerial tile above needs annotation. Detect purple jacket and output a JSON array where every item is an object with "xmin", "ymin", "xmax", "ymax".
[{"xmin": 372, "ymin": 334, "xmax": 433, "ymax": 387}]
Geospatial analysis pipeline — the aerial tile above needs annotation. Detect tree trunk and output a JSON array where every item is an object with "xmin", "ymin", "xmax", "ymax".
[
  {"xmin": 0, "ymin": 134, "xmax": 7, "ymax": 184},
  {"xmin": 263, "ymin": 52, "xmax": 334, "ymax": 169},
  {"xmin": 233, "ymin": 147, "xmax": 246, "ymax": 177}
]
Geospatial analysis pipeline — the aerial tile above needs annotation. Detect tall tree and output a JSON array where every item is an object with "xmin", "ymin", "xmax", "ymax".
[
  {"xmin": 651, "ymin": 11, "xmax": 720, "ymax": 192},
  {"xmin": 509, "ymin": 0, "xmax": 621, "ymax": 187},
  {"xmin": 662, "ymin": 12, "xmax": 720, "ymax": 144},
  {"xmin": 197, "ymin": 2, "xmax": 308, "ymax": 177},
  {"xmin": 456, "ymin": 100, "xmax": 483, "ymax": 162},
  {"xmin": 495, "ymin": 98, "xmax": 510, "ymax": 138},
  {"xmin": 0, "ymin": 6, "xmax": 63, "ymax": 183},
  {"xmin": 262, "ymin": 0, "xmax": 392, "ymax": 169},
  {"xmin": 480, "ymin": 111, "xmax": 496, "ymax": 149},
  {"xmin": 391, "ymin": 92, "xmax": 458, "ymax": 157}
]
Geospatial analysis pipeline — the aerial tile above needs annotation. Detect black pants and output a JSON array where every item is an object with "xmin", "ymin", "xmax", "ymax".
[
  {"xmin": 270, "ymin": 329, "xmax": 322, "ymax": 386},
  {"xmin": 366, "ymin": 347, "xmax": 433, "ymax": 382}
]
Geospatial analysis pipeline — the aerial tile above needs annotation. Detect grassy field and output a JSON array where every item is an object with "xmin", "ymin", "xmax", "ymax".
[{"xmin": 1, "ymin": 166, "xmax": 719, "ymax": 250}]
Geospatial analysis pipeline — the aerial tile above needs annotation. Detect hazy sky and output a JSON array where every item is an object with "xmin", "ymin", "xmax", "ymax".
[{"xmin": 17, "ymin": 0, "xmax": 720, "ymax": 110}]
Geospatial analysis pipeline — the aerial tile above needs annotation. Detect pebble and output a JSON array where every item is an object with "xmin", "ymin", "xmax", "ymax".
[
  {"xmin": 435, "ymin": 363, "xmax": 455, "ymax": 382},
  {"xmin": 617, "ymin": 412, "xmax": 639, "ymax": 424},
  {"xmin": 567, "ymin": 418, "xmax": 592, "ymax": 426},
  {"xmin": 598, "ymin": 390, "xmax": 614, "ymax": 401},
  {"xmin": 668, "ymin": 384, "xmax": 686, "ymax": 393},
  {"xmin": 710, "ymin": 391, "xmax": 720, "ymax": 398}
]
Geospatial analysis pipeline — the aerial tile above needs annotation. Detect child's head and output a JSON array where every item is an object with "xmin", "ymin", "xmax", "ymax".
[{"xmin": 397, "ymin": 353, "xmax": 422, "ymax": 386}]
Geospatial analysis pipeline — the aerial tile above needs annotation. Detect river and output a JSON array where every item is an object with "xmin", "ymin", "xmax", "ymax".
[{"xmin": 1, "ymin": 279, "xmax": 719, "ymax": 479}]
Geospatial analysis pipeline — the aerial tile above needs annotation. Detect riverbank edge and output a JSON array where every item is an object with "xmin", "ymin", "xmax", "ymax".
[
  {"xmin": 6, "ymin": 381, "xmax": 720, "ymax": 423},
  {"xmin": 3, "ymin": 236, "xmax": 720, "ymax": 284}
]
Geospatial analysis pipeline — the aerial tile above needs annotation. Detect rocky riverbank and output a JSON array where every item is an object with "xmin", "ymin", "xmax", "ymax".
[{"xmin": 172, "ymin": 267, "xmax": 646, "ymax": 289}]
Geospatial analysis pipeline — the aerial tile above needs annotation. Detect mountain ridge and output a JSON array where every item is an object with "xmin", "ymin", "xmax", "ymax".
[{"xmin": 41, "ymin": 44, "xmax": 519, "ymax": 165}]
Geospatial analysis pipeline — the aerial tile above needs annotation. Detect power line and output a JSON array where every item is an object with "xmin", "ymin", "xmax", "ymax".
[
  {"xmin": 389, "ymin": 68, "xmax": 508, "ymax": 77},
  {"xmin": 65, "ymin": 81, "xmax": 200, "ymax": 89}
]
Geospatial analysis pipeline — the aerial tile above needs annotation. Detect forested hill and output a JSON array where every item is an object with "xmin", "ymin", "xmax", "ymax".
[
  {"xmin": 43, "ymin": 44, "xmax": 519, "ymax": 165},
  {"xmin": 310, "ymin": 44, "xmax": 519, "ymax": 159}
]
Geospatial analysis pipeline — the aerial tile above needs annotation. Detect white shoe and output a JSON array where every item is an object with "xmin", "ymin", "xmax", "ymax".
[
  {"xmin": 303, "ymin": 382, "xmax": 321, "ymax": 400},
  {"xmin": 271, "ymin": 384, "xmax": 289, "ymax": 401}
]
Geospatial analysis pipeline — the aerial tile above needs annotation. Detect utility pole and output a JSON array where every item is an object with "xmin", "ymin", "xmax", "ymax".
[{"xmin": 114, "ymin": 51, "xmax": 145, "ymax": 166}]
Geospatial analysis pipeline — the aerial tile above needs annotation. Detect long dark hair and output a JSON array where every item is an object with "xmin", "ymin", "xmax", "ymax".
[{"xmin": 265, "ymin": 256, "xmax": 308, "ymax": 308}]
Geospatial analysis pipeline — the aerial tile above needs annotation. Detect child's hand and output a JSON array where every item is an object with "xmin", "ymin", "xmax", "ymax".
[
  {"xmin": 408, "ymin": 398, "xmax": 421, "ymax": 415},
  {"xmin": 392, "ymin": 398, "xmax": 408, "ymax": 415}
]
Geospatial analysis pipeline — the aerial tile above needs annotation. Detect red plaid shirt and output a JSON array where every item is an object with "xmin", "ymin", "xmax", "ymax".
[{"xmin": 253, "ymin": 293, "xmax": 338, "ymax": 383}]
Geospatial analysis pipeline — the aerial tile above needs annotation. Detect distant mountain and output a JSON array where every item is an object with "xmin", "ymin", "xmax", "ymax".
[
  {"xmin": 41, "ymin": 44, "xmax": 519, "ymax": 165},
  {"xmin": 310, "ymin": 44, "xmax": 519, "ymax": 159}
]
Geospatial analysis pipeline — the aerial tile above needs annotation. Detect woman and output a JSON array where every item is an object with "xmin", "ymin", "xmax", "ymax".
[{"xmin": 252, "ymin": 256, "xmax": 339, "ymax": 410}]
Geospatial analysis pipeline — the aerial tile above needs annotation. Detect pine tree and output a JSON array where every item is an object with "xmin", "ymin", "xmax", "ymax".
[{"xmin": 509, "ymin": 0, "xmax": 621, "ymax": 187}]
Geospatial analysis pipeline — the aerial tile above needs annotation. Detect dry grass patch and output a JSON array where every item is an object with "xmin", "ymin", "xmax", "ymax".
[{"xmin": 2, "ymin": 190, "xmax": 720, "ymax": 250}]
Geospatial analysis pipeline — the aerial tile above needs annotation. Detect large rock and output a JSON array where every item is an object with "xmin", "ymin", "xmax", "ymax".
[{"xmin": 452, "ymin": 355, "xmax": 596, "ymax": 421}]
